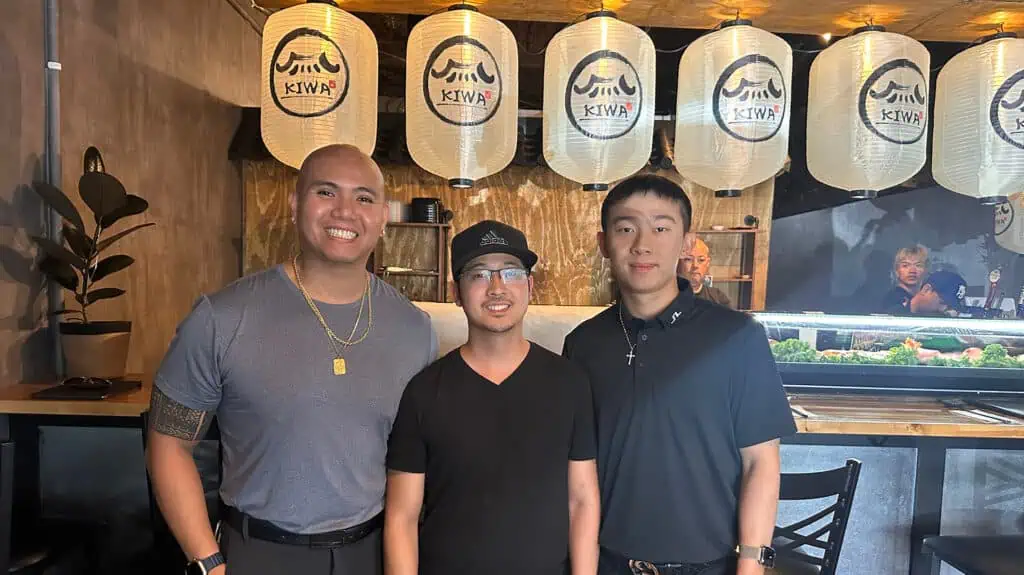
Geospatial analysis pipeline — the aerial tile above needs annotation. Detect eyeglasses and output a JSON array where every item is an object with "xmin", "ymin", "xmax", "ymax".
[
  {"xmin": 461, "ymin": 268, "xmax": 530, "ymax": 285},
  {"xmin": 61, "ymin": 376, "xmax": 112, "ymax": 390}
]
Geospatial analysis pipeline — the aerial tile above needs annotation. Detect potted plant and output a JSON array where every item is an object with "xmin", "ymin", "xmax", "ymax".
[{"xmin": 30, "ymin": 147, "xmax": 154, "ymax": 379}]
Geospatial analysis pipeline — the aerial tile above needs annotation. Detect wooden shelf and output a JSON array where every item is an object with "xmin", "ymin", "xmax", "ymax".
[
  {"xmin": 386, "ymin": 222, "xmax": 451, "ymax": 228},
  {"xmin": 378, "ymin": 269, "xmax": 439, "ymax": 277}
]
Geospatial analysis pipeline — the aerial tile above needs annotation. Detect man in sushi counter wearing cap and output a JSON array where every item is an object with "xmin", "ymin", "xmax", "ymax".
[
  {"xmin": 885, "ymin": 270, "xmax": 968, "ymax": 317},
  {"xmin": 384, "ymin": 220, "xmax": 601, "ymax": 575},
  {"xmin": 146, "ymin": 144, "xmax": 438, "ymax": 575},
  {"xmin": 561, "ymin": 174, "xmax": 796, "ymax": 575}
]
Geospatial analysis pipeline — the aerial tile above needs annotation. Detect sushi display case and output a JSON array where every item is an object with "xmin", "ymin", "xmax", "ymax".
[{"xmin": 753, "ymin": 312, "xmax": 1024, "ymax": 395}]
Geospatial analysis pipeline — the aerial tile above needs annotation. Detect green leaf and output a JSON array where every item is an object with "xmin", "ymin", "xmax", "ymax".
[
  {"xmin": 63, "ymin": 223, "xmax": 95, "ymax": 260},
  {"xmin": 90, "ymin": 255, "xmax": 134, "ymax": 283},
  {"xmin": 78, "ymin": 172, "xmax": 127, "ymax": 225},
  {"xmin": 95, "ymin": 222, "xmax": 155, "ymax": 253},
  {"xmin": 100, "ymin": 194, "xmax": 149, "ymax": 228},
  {"xmin": 31, "ymin": 235, "xmax": 87, "ymax": 270},
  {"xmin": 31, "ymin": 180, "xmax": 85, "ymax": 231},
  {"xmin": 38, "ymin": 256, "xmax": 79, "ymax": 292},
  {"xmin": 77, "ymin": 287, "xmax": 125, "ymax": 306}
]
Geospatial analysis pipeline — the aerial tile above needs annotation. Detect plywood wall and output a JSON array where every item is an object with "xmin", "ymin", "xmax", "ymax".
[
  {"xmin": 0, "ymin": 3, "xmax": 50, "ymax": 384},
  {"xmin": 51, "ymin": 0, "xmax": 262, "ymax": 377},
  {"xmin": 244, "ymin": 159, "xmax": 776, "ymax": 308}
]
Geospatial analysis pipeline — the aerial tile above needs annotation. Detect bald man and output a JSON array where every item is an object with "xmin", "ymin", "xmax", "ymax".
[
  {"xmin": 146, "ymin": 144, "xmax": 438, "ymax": 575},
  {"xmin": 678, "ymin": 234, "xmax": 733, "ymax": 308}
]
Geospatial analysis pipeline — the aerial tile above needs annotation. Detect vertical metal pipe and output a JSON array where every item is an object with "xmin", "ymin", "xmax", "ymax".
[{"xmin": 44, "ymin": 0, "xmax": 64, "ymax": 377}]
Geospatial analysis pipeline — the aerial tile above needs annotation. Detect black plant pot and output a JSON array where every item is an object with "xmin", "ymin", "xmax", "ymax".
[{"xmin": 59, "ymin": 321, "xmax": 132, "ymax": 379}]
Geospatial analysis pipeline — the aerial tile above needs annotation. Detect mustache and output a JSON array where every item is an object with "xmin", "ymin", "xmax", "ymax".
[
  {"xmin": 721, "ymin": 77, "xmax": 783, "ymax": 100},
  {"xmin": 1001, "ymin": 89, "xmax": 1024, "ymax": 112},
  {"xmin": 572, "ymin": 74, "xmax": 636, "ymax": 97},
  {"xmin": 869, "ymin": 80, "xmax": 926, "ymax": 104}
]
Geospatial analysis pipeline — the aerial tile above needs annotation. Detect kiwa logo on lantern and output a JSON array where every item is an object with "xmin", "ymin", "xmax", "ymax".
[
  {"xmin": 564, "ymin": 50, "xmax": 642, "ymax": 140},
  {"xmin": 269, "ymin": 28, "xmax": 350, "ymax": 118},
  {"xmin": 712, "ymin": 54, "xmax": 787, "ymax": 142},
  {"xmin": 990, "ymin": 69, "xmax": 1024, "ymax": 151},
  {"xmin": 995, "ymin": 200, "xmax": 1015, "ymax": 236},
  {"xmin": 858, "ymin": 58, "xmax": 928, "ymax": 145},
  {"xmin": 423, "ymin": 36, "xmax": 502, "ymax": 127}
]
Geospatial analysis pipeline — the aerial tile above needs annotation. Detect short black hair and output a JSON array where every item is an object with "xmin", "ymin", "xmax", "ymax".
[{"xmin": 600, "ymin": 174, "xmax": 692, "ymax": 232}]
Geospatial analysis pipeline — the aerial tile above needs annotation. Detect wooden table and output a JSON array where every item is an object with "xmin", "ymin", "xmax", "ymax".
[
  {"xmin": 784, "ymin": 393, "xmax": 1024, "ymax": 575},
  {"xmin": 923, "ymin": 535, "xmax": 1024, "ymax": 575},
  {"xmin": 0, "ymin": 377, "xmax": 154, "ymax": 573}
]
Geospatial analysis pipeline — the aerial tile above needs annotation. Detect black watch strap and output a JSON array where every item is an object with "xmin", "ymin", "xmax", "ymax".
[{"xmin": 191, "ymin": 551, "xmax": 225, "ymax": 574}]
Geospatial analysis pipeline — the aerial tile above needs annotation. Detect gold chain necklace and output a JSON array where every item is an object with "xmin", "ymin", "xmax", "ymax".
[{"xmin": 292, "ymin": 255, "xmax": 374, "ymax": 374}]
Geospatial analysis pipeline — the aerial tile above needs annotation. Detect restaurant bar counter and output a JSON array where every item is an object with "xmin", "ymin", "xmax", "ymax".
[{"xmin": 414, "ymin": 302, "xmax": 1024, "ymax": 575}]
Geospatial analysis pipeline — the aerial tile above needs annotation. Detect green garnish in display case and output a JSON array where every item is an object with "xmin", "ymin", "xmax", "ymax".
[{"xmin": 769, "ymin": 338, "xmax": 1023, "ymax": 369}]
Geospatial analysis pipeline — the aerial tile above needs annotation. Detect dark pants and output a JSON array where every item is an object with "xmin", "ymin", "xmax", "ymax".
[
  {"xmin": 598, "ymin": 546, "xmax": 736, "ymax": 575},
  {"xmin": 220, "ymin": 522, "xmax": 382, "ymax": 575}
]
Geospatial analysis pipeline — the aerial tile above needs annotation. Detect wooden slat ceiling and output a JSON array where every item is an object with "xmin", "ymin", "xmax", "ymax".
[{"xmin": 256, "ymin": 0, "xmax": 1023, "ymax": 43}]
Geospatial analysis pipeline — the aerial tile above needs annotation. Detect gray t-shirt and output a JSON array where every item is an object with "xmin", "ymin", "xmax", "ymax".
[{"xmin": 154, "ymin": 265, "xmax": 438, "ymax": 534}]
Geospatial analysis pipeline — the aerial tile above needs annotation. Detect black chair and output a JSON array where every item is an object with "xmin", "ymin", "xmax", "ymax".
[
  {"xmin": 772, "ymin": 459, "xmax": 862, "ymax": 575},
  {"xmin": 0, "ymin": 442, "xmax": 13, "ymax": 574}
]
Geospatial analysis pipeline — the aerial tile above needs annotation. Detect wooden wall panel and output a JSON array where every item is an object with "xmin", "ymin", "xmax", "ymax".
[
  {"xmin": 244, "ymin": 159, "xmax": 775, "ymax": 309},
  {"xmin": 55, "ymin": 0, "xmax": 262, "ymax": 376},
  {"xmin": 0, "ymin": 3, "xmax": 50, "ymax": 384}
]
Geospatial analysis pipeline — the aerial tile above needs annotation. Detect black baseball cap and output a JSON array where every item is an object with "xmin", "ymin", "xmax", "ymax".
[
  {"xmin": 451, "ymin": 220, "xmax": 538, "ymax": 280},
  {"xmin": 924, "ymin": 270, "xmax": 968, "ymax": 311}
]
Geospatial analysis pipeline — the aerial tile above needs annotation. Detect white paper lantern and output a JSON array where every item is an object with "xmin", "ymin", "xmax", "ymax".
[
  {"xmin": 543, "ymin": 11, "xmax": 656, "ymax": 191},
  {"xmin": 261, "ymin": 1, "xmax": 378, "ymax": 169},
  {"xmin": 995, "ymin": 192, "xmax": 1024, "ymax": 254},
  {"xmin": 674, "ymin": 20, "xmax": 792, "ymax": 198},
  {"xmin": 934, "ymin": 33, "xmax": 1024, "ymax": 205},
  {"xmin": 806, "ymin": 26, "xmax": 930, "ymax": 199},
  {"xmin": 406, "ymin": 6, "xmax": 518, "ymax": 188}
]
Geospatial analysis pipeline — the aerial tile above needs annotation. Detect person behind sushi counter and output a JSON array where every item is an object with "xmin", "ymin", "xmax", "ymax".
[
  {"xmin": 886, "ymin": 270, "xmax": 968, "ymax": 317},
  {"xmin": 678, "ymin": 233, "xmax": 733, "ymax": 308},
  {"xmin": 562, "ymin": 175, "xmax": 796, "ymax": 575},
  {"xmin": 880, "ymin": 245, "xmax": 929, "ymax": 312}
]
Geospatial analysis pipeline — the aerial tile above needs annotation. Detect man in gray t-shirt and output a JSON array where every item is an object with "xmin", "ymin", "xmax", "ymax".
[{"xmin": 146, "ymin": 144, "xmax": 437, "ymax": 575}]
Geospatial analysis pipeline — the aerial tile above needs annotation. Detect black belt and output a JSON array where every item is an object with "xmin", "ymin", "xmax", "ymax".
[
  {"xmin": 601, "ymin": 547, "xmax": 733, "ymax": 575},
  {"xmin": 221, "ymin": 504, "xmax": 383, "ymax": 548}
]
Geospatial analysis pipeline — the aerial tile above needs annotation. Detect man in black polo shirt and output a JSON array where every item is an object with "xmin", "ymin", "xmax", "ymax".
[
  {"xmin": 562, "ymin": 175, "xmax": 797, "ymax": 575},
  {"xmin": 384, "ymin": 220, "xmax": 600, "ymax": 575}
]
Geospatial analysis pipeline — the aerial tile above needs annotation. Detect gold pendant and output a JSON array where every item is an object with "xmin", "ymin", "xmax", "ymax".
[{"xmin": 333, "ymin": 358, "xmax": 347, "ymax": 375}]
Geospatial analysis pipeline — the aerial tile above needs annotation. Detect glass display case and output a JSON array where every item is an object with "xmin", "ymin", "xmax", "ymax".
[{"xmin": 752, "ymin": 313, "xmax": 1024, "ymax": 394}]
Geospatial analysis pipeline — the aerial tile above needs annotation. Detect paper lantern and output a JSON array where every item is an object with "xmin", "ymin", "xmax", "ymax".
[
  {"xmin": 934, "ymin": 33, "xmax": 1024, "ymax": 205},
  {"xmin": 674, "ymin": 20, "xmax": 792, "ymax": 198},
  {"xmin": 806, "ymin": 26, "xmax": 930, "ymax": 199},
  {"xmin": 406, "ymin": 6, "xmax": 518, "ymax": 188},
  {"xmin": 542, "ymin": 11, "xmax": 656, "ymax": 191},
  {"xmin": 261, "ymin": 1, "xmax": 378, "ymax": 169},
  {"xmin": 996, "ymin": 192, "xmax": 1024, "ymax": 254}
]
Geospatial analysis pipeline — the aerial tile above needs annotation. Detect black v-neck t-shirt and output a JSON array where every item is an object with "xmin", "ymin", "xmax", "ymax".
[{"xmin": 386, "ymin": 343, "xmax": 597, "ymax": 575}]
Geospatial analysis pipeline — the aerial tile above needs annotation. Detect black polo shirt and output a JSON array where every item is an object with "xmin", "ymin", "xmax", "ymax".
[
  {"xmin": 562, "ymin": 280, "xmax": 796, "ymax": 564},
  {"xmin": 386, "ymin": 343, "xmax": 596, "ymax": 575}
]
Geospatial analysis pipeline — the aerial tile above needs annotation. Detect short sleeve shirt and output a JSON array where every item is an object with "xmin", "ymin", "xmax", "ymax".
[
  {"xmin": 386, "ymin": 343, "xmax": 596, "ymax": 575},
  {"xmin": 562, "ymin": 280, "xmax": 796, "ymax": 563},
  {"xmin": 153, "ymin": 267, "xmax": 438, "ymax": 534}
]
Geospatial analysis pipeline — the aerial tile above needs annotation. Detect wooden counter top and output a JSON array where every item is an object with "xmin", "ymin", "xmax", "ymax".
[
  {"xmin": 788, "ymin": 394, "xmax": 1024, "ymax": 439},
  {"xmin": 0, "ymin": 377, "xmax": 152, "ymax": 418}
]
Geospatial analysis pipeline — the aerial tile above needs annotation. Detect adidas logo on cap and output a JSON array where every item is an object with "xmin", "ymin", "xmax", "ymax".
[{"xmin": 479, "ymin": 230, "xmax": 508, "ymax": 247}]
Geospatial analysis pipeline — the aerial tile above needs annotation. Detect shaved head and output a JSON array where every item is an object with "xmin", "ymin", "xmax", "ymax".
[{"xmin": 297, "ymin": 144, "xmax": 385, "ymax": 197}]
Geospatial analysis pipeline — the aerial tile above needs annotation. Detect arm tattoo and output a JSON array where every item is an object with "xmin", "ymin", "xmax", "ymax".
[{"xmin": 149, "ymin": 387, "xmax": 215, "ymax": 441}]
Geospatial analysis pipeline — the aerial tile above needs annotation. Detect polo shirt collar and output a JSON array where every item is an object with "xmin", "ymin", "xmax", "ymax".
[{"xmin": 620, "ymin": 277, "xmax": 696, "ymax": 330}]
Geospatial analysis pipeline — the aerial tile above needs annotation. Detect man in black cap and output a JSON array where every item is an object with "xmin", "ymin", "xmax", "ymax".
[
  {"xmin": 885, "ymin": 270, "xmax": 968, "ymax": 317},
  {"xmin": 383, "ymin": 220, "xmax": 600, "ymax": 575}
]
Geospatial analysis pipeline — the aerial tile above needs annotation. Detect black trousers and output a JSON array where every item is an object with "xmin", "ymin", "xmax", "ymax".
[
  {"xmin": 598, "ymin": 546, "xmax": 737, "ymax": 575},
  {"xmin": 220, "ymin": 522, "xmax": 383, "ymax": 575}
]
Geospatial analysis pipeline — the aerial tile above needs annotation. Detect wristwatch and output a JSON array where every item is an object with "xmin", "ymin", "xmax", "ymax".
[
  {"xmin": 186, "ymin": 552, "xmax": 225, "ymax": 575},
  {"xmin": 735, "ymin": 544, "xmax": 775, "ymax": 567}
]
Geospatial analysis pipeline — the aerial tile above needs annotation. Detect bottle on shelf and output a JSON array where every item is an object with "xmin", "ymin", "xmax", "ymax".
[{"xmin": 1016, "ymin": 284, "xmax": 1024, "ymax": 319}]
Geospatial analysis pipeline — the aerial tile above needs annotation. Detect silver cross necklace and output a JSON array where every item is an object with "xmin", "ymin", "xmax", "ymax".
[{"xmin": 617, "ymin": 303, "xmax": 636, "ymax": 366}]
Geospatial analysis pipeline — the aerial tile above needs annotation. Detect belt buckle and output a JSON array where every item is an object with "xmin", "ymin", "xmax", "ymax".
[{"xmin": 628, "ymin": 560, "xmax": 660, "ymax": 575}]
